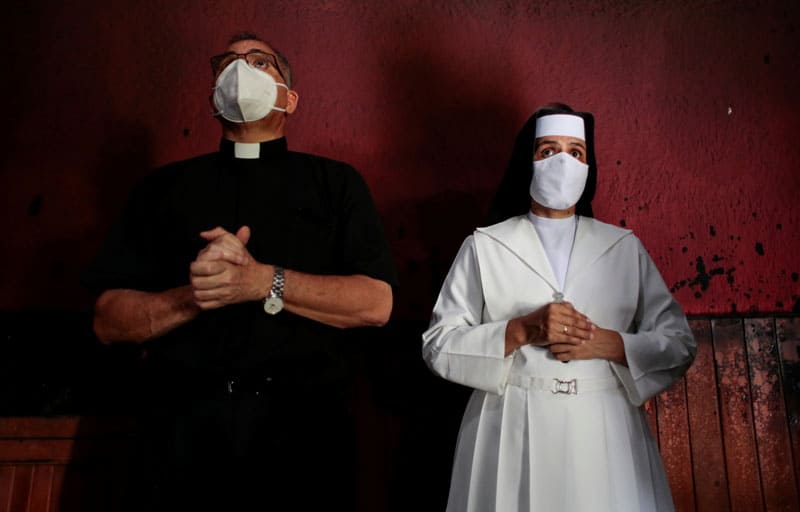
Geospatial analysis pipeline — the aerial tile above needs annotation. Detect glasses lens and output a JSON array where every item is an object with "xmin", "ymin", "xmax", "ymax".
[
  {"xmin": 210, "ymin": 51, "xmax": 285, "ymax": 80},
  {"xmin": 211, "ymin": 52, "xmax": 238, "ymax": 74},
  {"xmin": 245, "ymin": 51, "xmax": 283, "ymax": 79}
]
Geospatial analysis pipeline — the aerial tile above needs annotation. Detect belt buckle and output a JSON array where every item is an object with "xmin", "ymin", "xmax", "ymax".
[{"xmin": 552, "ymin": 378, "xmax": 577, "ymax": 395}]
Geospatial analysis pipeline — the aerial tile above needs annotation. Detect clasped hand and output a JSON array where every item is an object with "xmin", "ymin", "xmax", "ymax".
[
  {"xmin": 506, "ymin": 301, "xmax": 625, "ymax": 363},
  {"xmin": 189, "ymin": 226, "xmax": 268, "ymax": 310}
]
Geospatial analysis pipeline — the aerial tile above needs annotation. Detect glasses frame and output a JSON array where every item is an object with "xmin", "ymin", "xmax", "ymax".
[{"xmin": 210, "ymin": 50, "xmax": 285, "ymax": 80}]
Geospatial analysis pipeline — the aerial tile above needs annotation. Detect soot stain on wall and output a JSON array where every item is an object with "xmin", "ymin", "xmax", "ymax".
[{"xmin": 669, "ymin": 221, "xmax": 797, "ymax": 312}]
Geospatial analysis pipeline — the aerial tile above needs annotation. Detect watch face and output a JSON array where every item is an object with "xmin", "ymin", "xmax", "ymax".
[{"xmin": 263, "ymin": 296, "xmax": 284, "ymax": 315}]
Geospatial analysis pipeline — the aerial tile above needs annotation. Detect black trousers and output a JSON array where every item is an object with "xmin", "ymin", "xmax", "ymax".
[{"xmin": 132, "ymin": 376, "xmax": 356, "ymax": 511}]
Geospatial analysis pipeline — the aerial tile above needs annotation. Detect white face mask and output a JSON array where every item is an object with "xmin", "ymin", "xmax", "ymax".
[
  {"xmin": 213, "ymin": 59, "xmax": 288, "ymax": 123},
  {"xmin": 530, "ymin": 152, "xmax": 589, "ymax": 210}
]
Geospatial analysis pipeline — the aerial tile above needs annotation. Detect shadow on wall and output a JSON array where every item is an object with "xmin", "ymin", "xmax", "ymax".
[
  {"xmin": 354, "ymin": 30, "xmax": 521, "ymax": 511},
  {"xmin": 85, "ymin": 119, "xmax": 154, "ymax": 250},
  {"xmin": 6, "ymin": 121, "xmax": 155, "ymax": 312},
  {"xmin": 65, "ymin": 121, "xmax": 154, "ymax": 510},
  {"xmin": 375, "ymin": 28, "xmax": 520, "ymax": 319}
]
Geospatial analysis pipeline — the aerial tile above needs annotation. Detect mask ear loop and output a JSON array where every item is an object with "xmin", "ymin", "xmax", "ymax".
[{"xmin": 271, "ymin": 83, "xmax": 289, "ymax": 113}]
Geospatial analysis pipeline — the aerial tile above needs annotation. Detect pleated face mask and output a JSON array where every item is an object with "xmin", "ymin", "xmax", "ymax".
[
  {"xmin": 530, "ymin": 152, "xmax": 589, "ymax": 210},
  {"xmin": 213, "ymin": 59, "xmax": 287, "ymax": 123}
]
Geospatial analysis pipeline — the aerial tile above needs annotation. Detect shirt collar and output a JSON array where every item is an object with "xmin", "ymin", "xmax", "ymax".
[{"xmin": 219, "ymin": 137, "xmax": 288, "ymax": 159}]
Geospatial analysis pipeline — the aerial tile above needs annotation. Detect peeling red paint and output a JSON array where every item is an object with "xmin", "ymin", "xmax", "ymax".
[{"xmin": 0, "ymin": 1, "xmax": 799, "ymax": 318}]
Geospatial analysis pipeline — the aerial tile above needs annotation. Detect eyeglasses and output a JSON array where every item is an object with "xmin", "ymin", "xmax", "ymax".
[{"xmin": 210, "ymin": 50, "xmax": 285, "ymax": 79}]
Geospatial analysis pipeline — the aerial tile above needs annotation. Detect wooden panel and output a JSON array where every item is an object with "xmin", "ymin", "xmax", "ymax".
[
  {"xmin": 0, "ymin": 439, "xmax": 131, "ymax": 465},
  {"xmin": 0, "ymin": 466, "xmax": 14, "ymax": 512},
  {"xmin": 0, "ymin": 419, "xmax": 79, "ymax": 440},
  {"xmin": 712, "ymin": 317, "xmax": 763, "ymax": 512},
  {"xmin": 0, "ymin": 441, "xmax": 75, "ymax": 464},
  {"xmin": 8, "ymin": 465, "xmax": 32, "ymax": 512},
  {"xmin": 27, "ymin": 466, "xmax": 53, "ymax": 512},
  {"xmin": 656, "ymin": 378, "xmax": 695, "ymax": 512},
  {"xmin": 686, "ymin": 318, "xmax": 730, "ymax": 512},
  {"xmin": 776, "ymin": 318, "xmax": 800, "ymax": 497},
  {"xmin": 0, "ymin": 417, "xmax": 136, "ymax": 440},
  {"xmin": 746, "ymin": 318, "xmax": 800, "ymax": 511},
  {"xmin": 48, "ymin": 467, "xmax": 64, "ymax": 512}
]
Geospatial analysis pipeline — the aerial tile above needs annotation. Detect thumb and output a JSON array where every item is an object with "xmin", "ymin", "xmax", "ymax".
[
  {"xmin": 236, "ymin": 225, "xmax": 251, "ymax": 245},
  {"xmin": 200, "ymin": 226, "xmax": 228, "ymax": 241}
]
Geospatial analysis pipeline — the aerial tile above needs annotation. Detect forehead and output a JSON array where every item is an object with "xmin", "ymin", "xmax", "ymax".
[
  {"xmin": 226, "ymin": 39, "xmax": 274, "ymax": 55},
  {"xmin": 534, "ymin": 135, "xmax": 586, "ymax": 147}
]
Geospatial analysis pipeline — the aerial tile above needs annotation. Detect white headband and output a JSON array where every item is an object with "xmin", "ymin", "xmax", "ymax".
[{"xmin": 535, "ymin": 114, "xmax": 585, "ymax": 141}]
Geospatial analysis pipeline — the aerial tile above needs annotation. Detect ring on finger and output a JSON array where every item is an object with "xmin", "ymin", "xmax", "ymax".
[{"xmin": 563, "ymin": 324, "xmax": 568, "ymax": 334}]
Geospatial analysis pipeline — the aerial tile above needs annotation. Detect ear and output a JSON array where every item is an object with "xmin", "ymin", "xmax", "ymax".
[{"xmin": 285, "ymin": 90, "xmax": 299, "ymax": 115}]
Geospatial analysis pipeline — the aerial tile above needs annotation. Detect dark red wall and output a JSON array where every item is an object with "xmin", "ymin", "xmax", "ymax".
[{"xmin": 2, "ymin": 0, "xmax": 799, "ymax": 317}]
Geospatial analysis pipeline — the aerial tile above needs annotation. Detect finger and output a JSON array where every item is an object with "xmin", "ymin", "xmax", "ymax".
[
  {"xmin": 205, "ymin": 233, "xmax": 245, "ymax": 250},
  {"xmin": 549, "ymin": 344, "xmax": 587, "ymax": 362},
  {"xmin": 193, "ymin": 287, "xmax": 230, "ymax": 301},
  {"xmin": 554, "ymin": 351, "xmax": 573, "ymax": 362},
  {"xmin": 194, "ymin": 298, "xmax": 224, "ymax": 310},
  {"xmin": 199, "ymin": 226, "xmax": 231, "ymax": 241},
  {"xmin": 551, "ymin": 302, "xmax": 593, "ymax": 325},
  {"xmin": 555, "ymin": 317, "xmax": 594, "ymax": 339},
  {"xmin": 204, "ymin": 234, "xmax": 248, "ymax": 258},
  {"xmin": 196, "ymin": 247, "xmax": 247, "ymax": 265},
  {"xmin": 191, "ymin": 275, "xmax": 228, "ymax": 290},
  {"xmin": 236, "ymin": 225, "xmax": 251, "ymax": 245},
  {"xmin": 190, "ymin": 260, "xmax": 226, "ymax": 276},
  {"xmin": 548, "ymin": 343, "xmax": 574, "ymax": 355},
  {"xmin": 554, "ymin": 311, "xmax": 594, "ymax": 335},
  {"xmin": 545, "ymin": 318, "xmax": 592, "ymax": 343}
]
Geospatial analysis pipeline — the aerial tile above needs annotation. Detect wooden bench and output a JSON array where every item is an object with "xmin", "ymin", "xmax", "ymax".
[{"xmin": 1, "ymin": 316, "xmax": 799, "ymax": 511}]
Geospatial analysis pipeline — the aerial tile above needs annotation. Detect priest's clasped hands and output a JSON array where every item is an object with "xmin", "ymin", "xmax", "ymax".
[{"xmin": 189, "ymin": 226, "xmax": 273, "ymax": 310}]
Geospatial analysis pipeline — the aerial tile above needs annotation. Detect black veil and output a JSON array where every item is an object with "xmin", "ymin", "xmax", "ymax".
[{"xmin": 486, "ymin": 105, "xmax": 597, "ymax": 225}]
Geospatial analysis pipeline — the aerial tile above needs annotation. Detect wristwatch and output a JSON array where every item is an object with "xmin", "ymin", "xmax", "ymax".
[{"xmin": 263, "ymin": 266, "xmax": 285, "ymax": 315}]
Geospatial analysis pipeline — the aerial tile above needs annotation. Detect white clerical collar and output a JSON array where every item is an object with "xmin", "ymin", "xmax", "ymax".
[
  {"xmin": 233, "ymin": 142, "xmax": 261, "ymax": 159},
  {"xmin": 527, "ymin": 211, "xmax": 577, "ymax": 228}
]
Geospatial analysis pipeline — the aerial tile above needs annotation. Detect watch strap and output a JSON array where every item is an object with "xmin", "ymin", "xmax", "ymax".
[{"xmin": 269, "ymin": 266, "xmax": 285, "ymax": 299}]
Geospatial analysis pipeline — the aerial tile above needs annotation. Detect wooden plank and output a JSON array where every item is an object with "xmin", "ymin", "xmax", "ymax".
[
  {"xmin": 0, "ymin": 419, "xmax": 80, "ymax": 440},
  {"xmin": 0, "ymin": 440, "xmax": 76, "ymax": 464},
  {"xmin": 0, "ymin": 466, "xmax": 14, "ymax": 512},
  {"xmin": 712, "ymin": 317, "xmax": 763, "ymax": 512},
  {"xmin": 48, "ymin": 467, "xmax": 64, "ymax": 512},
  {"xmin": 0, "ymin": 439, "xmax": 132, "ymax": 464},
  {"xmin": 27, "ymin": 466, "xmax": 53, "ymax": 512},
  {"xmin": 8, "ymin": 465, "xmax": 32, "ymax": 512},
  {"xmin": 746, "ymin": 318, "xmax": 800, "ymax": 511},
  {"xmin": 656, "ymin": 377, "xmax": 695, "ymax": 512},
  {"xmin": 686, "ymin": 318, "xmax": 730, "ymax": 512},
  {"xmin": 776, "ymin": 317, "xmax": 800, "ymax": 499},
  {"xmin": 0, "ymin": 417, "xmax": 136, "ymax": 440}
]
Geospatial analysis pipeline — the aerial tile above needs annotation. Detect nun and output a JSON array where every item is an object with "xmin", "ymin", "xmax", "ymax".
[{"xmin": 422, "ymin": 104, "xmax": 696, "ymax": 511}]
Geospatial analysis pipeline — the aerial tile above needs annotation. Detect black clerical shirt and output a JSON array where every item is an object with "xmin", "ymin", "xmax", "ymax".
[{"xmin": 85, "ymin": 138, "xmax": 396, "ymax": 376}]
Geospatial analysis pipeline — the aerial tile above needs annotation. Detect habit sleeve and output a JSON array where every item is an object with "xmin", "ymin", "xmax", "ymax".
[
  {"xmin": 612, "ymin": 238, "xmax": 697, "ymax": 406},
  {"xmin": 422, "ymin": 236, "xmax": 514, "ymax": 395}
]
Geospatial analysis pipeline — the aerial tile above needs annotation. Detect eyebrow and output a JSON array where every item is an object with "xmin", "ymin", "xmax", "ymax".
[{"xmin": 535, "ymin": 140, "xmax": 587, "ymax": 150}]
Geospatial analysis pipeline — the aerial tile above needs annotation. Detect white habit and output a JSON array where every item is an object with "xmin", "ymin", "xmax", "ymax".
[{"xmin": 422, "ymin": 215, "xmax": 696, "ymax": 512}]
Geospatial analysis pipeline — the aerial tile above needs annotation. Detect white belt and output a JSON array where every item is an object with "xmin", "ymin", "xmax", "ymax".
[{"xmin": 507, "ymin": 373, "xmax": 622, "ymax": 395}]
